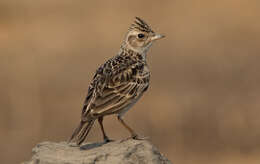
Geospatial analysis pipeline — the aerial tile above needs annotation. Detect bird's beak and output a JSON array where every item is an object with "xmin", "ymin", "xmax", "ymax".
[{"xmin": 151, "ymin": 34, "xmax": 165, "ymax": 41}]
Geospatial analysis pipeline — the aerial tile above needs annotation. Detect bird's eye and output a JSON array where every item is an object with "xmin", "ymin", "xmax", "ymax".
[{"xmin": 137, "ymin": 33, "xmax": 145, "ymax": 38}]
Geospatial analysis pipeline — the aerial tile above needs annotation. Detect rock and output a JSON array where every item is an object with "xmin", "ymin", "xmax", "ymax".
[{"xmin": 23, "ymin": 139, "xmax": 172, "ymax": 164}]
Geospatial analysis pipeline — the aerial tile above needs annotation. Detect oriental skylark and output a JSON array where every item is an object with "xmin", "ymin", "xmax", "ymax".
[{"xmin": 69, "ymin": 17, "xmax": 165, "ymax": 145}]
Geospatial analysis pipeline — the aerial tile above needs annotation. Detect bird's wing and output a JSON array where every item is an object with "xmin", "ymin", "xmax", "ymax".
[{"xmin": 81, "ymin": 59, "xmax": 149, "ymax": 121}]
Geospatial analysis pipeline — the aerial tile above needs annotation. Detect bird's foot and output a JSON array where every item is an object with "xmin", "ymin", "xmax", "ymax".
[
  {"xmin": 132, "ymin": 134, "xmax": 149, "ymax": 140},
  {"xmin": 104, "ymin": 136, "xmax": 114, "ymax": 143},
  {"xmin": 120, "ymin": 134, "xmax": 149, "ymax": 143}
]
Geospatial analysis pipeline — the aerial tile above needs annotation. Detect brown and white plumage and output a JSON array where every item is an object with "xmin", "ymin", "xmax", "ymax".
[{"xmin": 69, "ymin": 17, "xmax": 164, "ymax": 145}]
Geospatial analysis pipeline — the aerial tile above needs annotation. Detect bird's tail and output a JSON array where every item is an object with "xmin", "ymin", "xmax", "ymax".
[{"xmin": 68, "ymin": 120, "xmax": 95, "ymax": 145}]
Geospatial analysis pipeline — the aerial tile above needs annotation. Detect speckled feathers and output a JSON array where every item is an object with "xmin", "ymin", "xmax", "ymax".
[{"xmin": 69, "ymin": 17, "xmax": 164, "ymax": 145}]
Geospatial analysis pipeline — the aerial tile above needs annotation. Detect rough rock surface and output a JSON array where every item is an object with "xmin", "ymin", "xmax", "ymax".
[{"xmin": 23, "ymin": 139, "xmax": 172, "ymax": 164}]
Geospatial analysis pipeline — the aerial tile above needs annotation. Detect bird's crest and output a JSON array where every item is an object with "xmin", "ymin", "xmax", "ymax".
[{"xmin": 129, "ymin": 17, "xmax": 154, "ymax": 33}]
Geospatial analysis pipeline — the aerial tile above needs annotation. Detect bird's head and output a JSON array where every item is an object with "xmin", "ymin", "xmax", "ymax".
[{"xmin": 123, "ymin": 17, "xmax": 165, "ymax": 54}]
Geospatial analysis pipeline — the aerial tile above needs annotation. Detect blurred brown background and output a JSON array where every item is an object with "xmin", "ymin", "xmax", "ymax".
[{"xmin": 1, "ymin": 0, "xmax": 260, "ymax": 163}]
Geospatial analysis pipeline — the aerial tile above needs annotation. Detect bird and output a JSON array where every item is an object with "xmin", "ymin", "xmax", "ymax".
[{"xmin": 69, "ymin": 17, "xmax": 165, "ymax": 145}]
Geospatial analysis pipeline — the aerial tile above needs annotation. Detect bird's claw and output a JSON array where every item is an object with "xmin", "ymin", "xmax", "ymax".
[
  {"xmin": 120, "ymin": 134, "xmax": 149, "ymax": 143},
  {"xmin": 132, "ymin": 135, "xmax": 149, "ymax": 140},
  {"xmin": 104, "ymin": 137, "xmax": 114, "ymax": 143}
]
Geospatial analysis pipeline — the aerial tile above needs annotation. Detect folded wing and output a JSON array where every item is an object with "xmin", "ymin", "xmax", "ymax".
[{"xmin": 81, "ymin": 63, "xmax": 149, "ymax": 121}]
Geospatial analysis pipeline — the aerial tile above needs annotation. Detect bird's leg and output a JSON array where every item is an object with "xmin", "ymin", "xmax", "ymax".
[
  {"xmin": 117, "ymin": 115, "xmax": 141, "ymax": 139},
  {"xmin": 98, "ymin": 117, "xmax": 112, "ymax": 143}
]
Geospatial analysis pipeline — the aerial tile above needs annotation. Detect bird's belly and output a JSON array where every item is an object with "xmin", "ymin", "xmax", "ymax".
[{"xmin": 117, "ymin": 92, "xmax": 145, "ymax": 117}]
